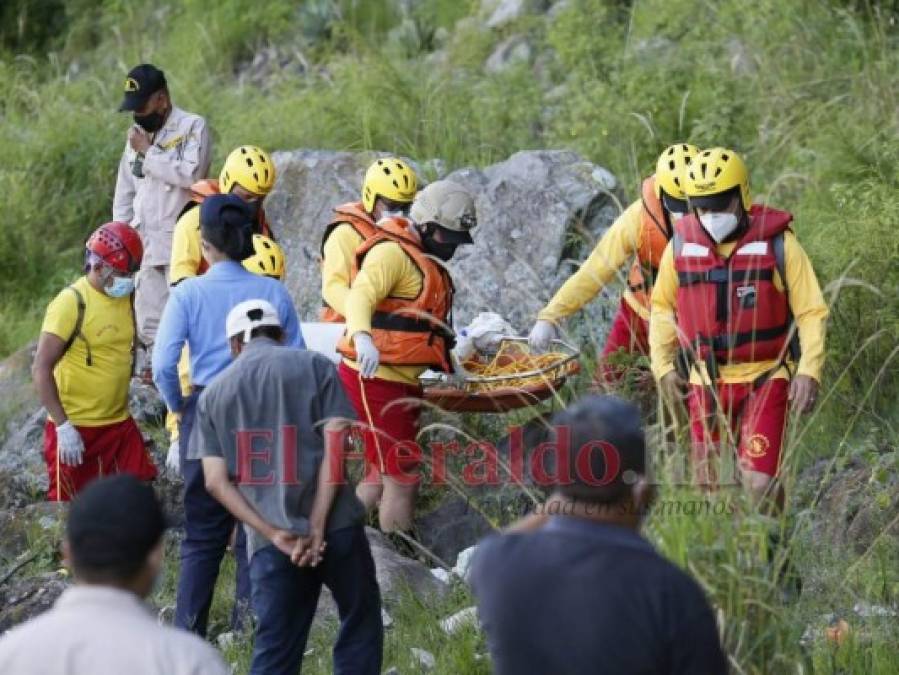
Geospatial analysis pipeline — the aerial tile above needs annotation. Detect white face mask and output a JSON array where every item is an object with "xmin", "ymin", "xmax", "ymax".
[
  {"xmin": 105, "ymin": 275, "xmax": 135, "ymax": 298},
  {"xmin": 699, "ymin": 212, "xmax": 739, "ymax": 243},
  {"xmin": 380, "ymin": 209, "xmax": 407, "ymax": 221}
]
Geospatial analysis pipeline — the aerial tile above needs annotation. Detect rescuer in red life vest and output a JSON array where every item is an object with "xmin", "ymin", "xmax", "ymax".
[{"xmin": 649, "ymin": 148, "xmax": 829, "ymax": 508}]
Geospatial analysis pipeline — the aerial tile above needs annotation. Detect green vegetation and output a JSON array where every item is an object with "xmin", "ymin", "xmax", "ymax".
[{"xmin": 2, "ymin": 1, "xmax": 897, "ymax": 673}]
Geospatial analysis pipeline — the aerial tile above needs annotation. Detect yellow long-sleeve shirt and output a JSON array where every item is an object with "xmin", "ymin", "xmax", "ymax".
[
  {"xmin": 538, "ymin": 200, "xmax": 646, "ymax": 322},
  {"xmin": 649, "ymin": 230, "xmax": 828, "ymax": 385},
  {"xmin": 170, "ymin": 205, "xmax": 204, "ymax": 285},
  {"xmin": 343, "ymin": 240, "xmax": 425, "ymax": 385},
  {"xmin": 322, "ymin": 223, "xmax": 365, "ymax": 318}
]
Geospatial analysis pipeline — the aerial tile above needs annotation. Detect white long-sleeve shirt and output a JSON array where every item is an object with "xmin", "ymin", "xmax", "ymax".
[{"xmin": 113, "ymin": 106, "xmax": 211, "ymax": 266}]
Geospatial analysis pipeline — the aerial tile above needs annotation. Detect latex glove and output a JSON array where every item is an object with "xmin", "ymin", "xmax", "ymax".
[
  {"xmin": 166, "ymin": 439, "xmax": 181, "ymax": 476},
  {"xmin": 354, "ymin": 333, "xmax": 380, "ymax": 378},
  {"xmin": 56, "ymin": 421, "xmax": 85, "ymax": 466},
  {"xmin": 528, "ymin": 320, "xmax": 557, "ymax": 353}
]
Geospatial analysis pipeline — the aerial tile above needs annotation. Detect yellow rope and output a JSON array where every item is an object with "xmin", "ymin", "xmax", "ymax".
[
  {"xmin": 460, "ymin": 342, "xmax": 571, "ymax": 392},
  {"xmin": 357, "ymin": 370, "xmax": 386, "ymax": 474}
]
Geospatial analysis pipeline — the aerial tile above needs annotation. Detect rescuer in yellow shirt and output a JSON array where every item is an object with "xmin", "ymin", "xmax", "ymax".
[
  {"xmin": 320, "ymin": 157, "xmax": 418, "ymax": 322},
  {"xmin": 649, "ymin": 147, "xmax": 828, "ymax": 507},
  {"xmin": 32, "ymin": 222, "xmax": 157, "ymax": 500},
  {"xmin": 336, "ymin": 180, "xmax": 477, "ymax": 533},
  {"xmin": 528, "ymin": 144, "xmax": 699, "ymax": 384}
]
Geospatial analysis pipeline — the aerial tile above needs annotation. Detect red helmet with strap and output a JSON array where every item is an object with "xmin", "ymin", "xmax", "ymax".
[{"xmin": 86, "ymin": 222, "xmax": 143, "ymax": 274}]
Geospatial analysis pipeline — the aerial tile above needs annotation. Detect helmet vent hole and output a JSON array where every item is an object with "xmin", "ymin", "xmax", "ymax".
[
  {"xmin": 701, "ymin": 162, "xmax": 708, "ymax": 175},
  {"xmin": 668, "ymin": 160, "xmax": 675, "ymax": 170},
  {"xmin": 714, "ymin": 167, "xmax": 722, "ymax": 177},
  {"xmin": 673, "ymin": 177, "xmax": 680, "ymax": 186},
  {"xmin": 722, "ymin": 153, "xmax": 729, "ymax": 161}
]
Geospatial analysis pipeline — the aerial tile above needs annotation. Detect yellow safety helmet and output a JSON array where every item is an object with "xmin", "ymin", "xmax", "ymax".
[
  {"xmin": 685, "ymin": 147, "xmax": 752, "ymax": 211},
  {"xmin": 220, "ymin": 146, "xmax": 276, "ymax": 196},
  {"xmin": 654, "ymin": 143, "xmax": 700, "ymax": 200},
  {"xmin": 362, "ymin": 157, "xmax": 417, "ymax": 213},
  {"xmin": 242, "ymin": 234, "xmax": 286, "ymax": 281}
]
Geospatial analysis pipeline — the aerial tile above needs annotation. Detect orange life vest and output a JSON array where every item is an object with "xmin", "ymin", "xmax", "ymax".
[
  {"xmin": 181, "ymin": 179, "xmax": 273, "ymax": 276},
  {"xmin": 673, "ymin": 205, "xmax": 793, "ymax": 370},
  {"xmin": 320, "ymin": 202, "xmax": 379, "ymax": 322},
  {"xmin": 626, "ymin": 176, "xmax": 673, "ymax": 311},
  {"xmin": 336, "ymin": 217, "xmax": 456, "ymax": 372}
]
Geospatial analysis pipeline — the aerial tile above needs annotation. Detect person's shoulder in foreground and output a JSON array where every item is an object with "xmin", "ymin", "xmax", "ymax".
[
  {"xmin": 470, "ymin": 395, "xmax": 728, "ymax": 675},
  {"xmin": 0, "ymin": 475, "xmax": 229, "ymax": 675}
]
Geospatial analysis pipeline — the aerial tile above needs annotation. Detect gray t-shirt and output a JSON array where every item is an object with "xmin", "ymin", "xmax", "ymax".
[{"xmin": 191, "ymin": 337, "xmax": 365, "ymax": 558}]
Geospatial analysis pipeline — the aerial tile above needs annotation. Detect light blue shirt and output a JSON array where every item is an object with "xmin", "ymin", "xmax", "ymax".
[{"xmin": 152, "ymin": 261, "xmax": 304, "ymax": 412}]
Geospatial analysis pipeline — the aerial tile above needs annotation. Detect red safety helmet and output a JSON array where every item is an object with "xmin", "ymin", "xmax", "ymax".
[{"xmin": 86, "ymin": 222, "xmax": 143, "ymax": 274}]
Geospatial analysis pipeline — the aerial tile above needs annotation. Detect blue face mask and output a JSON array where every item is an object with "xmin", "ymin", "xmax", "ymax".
[{"xmin": 106, "ymin": 275, "xmax": 135, "ymax": 298}]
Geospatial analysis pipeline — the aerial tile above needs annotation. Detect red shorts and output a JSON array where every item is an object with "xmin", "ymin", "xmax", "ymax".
[
  {"xmin": 337, "ymin": 362, "xmax": 423, "ymax": 478},
  {"xmin": 687, "ymin": 378, "xmax": 789, "ymax": 482},
  {"xmin": 597, "ymin": 297, "xmax": 650, "ymax": 384},
  {"xmin": 44, "ymin": 417, "xmax": 158, "ymax": 501}
]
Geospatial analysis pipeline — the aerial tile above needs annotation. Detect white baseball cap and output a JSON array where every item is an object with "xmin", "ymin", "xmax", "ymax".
[{"xmin": 225, "ymin": 299, "xmax": 281, "ymax": 342}]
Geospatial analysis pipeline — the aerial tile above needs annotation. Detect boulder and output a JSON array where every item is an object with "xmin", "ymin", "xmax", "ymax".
[
  {"xmin": 268, "ymin": 149, "xmax": 622, "ymax": 334},
  {"xmin": 798, "ymin": 457, "xmax": 899, "ymax": 554},
  {"xmin": 365, "ymin": 527, "xmax": 449, "ymax": 604},
  {"xmin": 484, "ymin": 35, "xmax": 533, "ymax": 74},
  {"xmin": 0, "ymin": 572, "xmax": 68, "ymax": 634},
  {"xmin": 414, "ymin": 495, "xmax": 494, "ymax": 564},
  {"xmin": 0, "ymin": 409, "xmax": 49, "ymax": 508},
  {"xmin": 0, "ymin": 341, "xmax": 38, "ymax": 449},
  {"xmin": 129, "ymin": 381, "xmax": 167, "ymax": 427}
]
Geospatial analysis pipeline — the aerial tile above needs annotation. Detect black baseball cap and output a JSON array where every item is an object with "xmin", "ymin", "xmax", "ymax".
[
  {"xmin": 119, "ymin": 63, "xmax": 167, "ymax": 112},
  {"xmin": 67, "ymin": 475, "xmax": 171, "ymax": 572}
]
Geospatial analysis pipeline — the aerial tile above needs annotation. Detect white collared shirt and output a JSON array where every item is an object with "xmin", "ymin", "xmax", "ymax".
[
  {"xmin": 113, "ymin": 106, "xmax": 212, "ymax": 266},
  {"xmin": 0, "ymin": 585, "xmax": 229, "ymax": 675}
]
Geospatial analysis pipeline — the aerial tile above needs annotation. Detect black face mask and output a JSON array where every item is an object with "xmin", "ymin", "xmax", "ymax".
[
  {"xmin": 420, "ymin": 227, "xmax": 458, "ymax": 262},
  {"xmin": 133, "ymin": 110, "xmax": 166, "ymax": 133}
]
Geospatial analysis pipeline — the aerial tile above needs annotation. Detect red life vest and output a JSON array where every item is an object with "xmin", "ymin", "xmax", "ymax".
[
  {"xmin": 181, "ymin": 179, "xmax": 273, "ymax": 276},
  {"xmin": 626, "ymin": 175, "xmax": 672, "ymax": 312},
  {"xmin": 336, "ymin": 217, "xmax": 456, "ymax": 372},
  {"xmin": 320, "ymin": 202, "xmax": 379, "ymax": 322},
  {"xmin": 673, "ymin": 205, "xmax": 793, "ymax": 365}
]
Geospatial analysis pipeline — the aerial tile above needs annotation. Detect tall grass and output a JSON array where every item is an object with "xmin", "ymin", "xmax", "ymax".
[{"xmin": 2, "ymin": 1, "xmax": 898, "ymax": 673}]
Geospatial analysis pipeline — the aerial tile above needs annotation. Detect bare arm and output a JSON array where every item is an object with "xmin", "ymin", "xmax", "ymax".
[{"xmin": 32, "ymin": 332, "xmax": 69, "ymax": 425}]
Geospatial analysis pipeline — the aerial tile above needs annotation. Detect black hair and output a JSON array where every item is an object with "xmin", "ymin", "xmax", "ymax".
[
  {"xmin": 69, "ymin": 544, "xmax": 154, "ymax": 585},
  {"xmin": 201, "ymin": 203, "xmax": 255, "ymax": 261},
  {"xmin": 546, "ymin": 395, "xmax": 647, "ymax": 505},
  {"xmin": 232, "ymin": 324, "xmax": 284, "ymax": 347}
]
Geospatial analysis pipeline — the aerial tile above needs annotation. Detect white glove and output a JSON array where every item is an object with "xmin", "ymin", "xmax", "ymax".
[
  {"xmin": 56, "ymin": 421, "xmax": 85, "ymax": 466},
  {"xmin": 354, "ymin": 333, "xmax": 380, "ymax": 378},
  {"xmin": 528, "ymin": 320, "xmax": 557, "ymax": 353},
  {"xmin": 166, "ymin": 439, "xmax": 181, "ymax": 476}
]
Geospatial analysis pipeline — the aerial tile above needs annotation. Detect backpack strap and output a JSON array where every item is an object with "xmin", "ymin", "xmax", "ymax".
[{"xmin": 63, "ymin": 286, "xmax": 93, "ymax": 367}]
